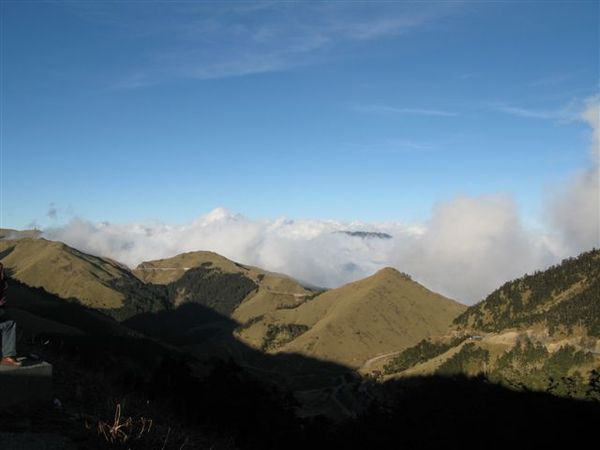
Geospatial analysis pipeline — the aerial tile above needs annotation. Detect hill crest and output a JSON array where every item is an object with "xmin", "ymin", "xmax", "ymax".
[{"xmin": 236, "ymin": 265, "xmax": 466, "ymax": 368}]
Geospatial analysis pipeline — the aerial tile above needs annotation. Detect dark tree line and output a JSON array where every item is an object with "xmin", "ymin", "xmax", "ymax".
[
  {"xmin": 261, "ymin": 323, "xmax": 310, "ymax": 351},
  {"xmin": 454, "ymin": 249, "xmax": 600, "ymax": 334},
  {"xmin": 383, "ymin": 335, "xmax": 467, "ymax": 374}
]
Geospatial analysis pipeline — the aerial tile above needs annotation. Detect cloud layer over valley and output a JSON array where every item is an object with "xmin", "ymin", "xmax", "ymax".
[
  {"xmin": 39, "ymin": 98, "xmax": 599, "ymax": 305},
  {"xmin": 42, "ymin": 190, "xmax": 595, "ymax": 305}
]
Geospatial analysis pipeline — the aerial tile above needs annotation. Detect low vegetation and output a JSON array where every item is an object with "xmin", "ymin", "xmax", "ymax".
[
  {"xmin": 436, "ymin": 343, "xmax": 490, "ymax": 376},
  {"xmin": 454, "ymin": 249, "xmax": 600, "ymax": 334},
  {"xmin": 275, "ymin": 292, "xmax": 322, "ymax": 310},
  {"xmin": 261, "ymin": 323, "xmax": 310, "ymax": 351},
  {"xmin": 488, "ymin": 341, "xmax": 597, "ymax": 399},
  {"xmin": 389, "ymin": 331, "xmax": 600, "ymax": 401},
  {"xmin": 543, "ymin": 275, "xmax": 600, "ymax": 336},
  {"xmin": 165, "ymin": 267, "xmax": 258, "ymax": 316},
  {"xmin": 383, "ymin": 335, "xmax": 467, "ymax": 374},
  {"xmin": 235, "ymin": 315, "xmax": 265, "ymax": 332},
  {"xmin": 495, "ymin": 337, "xmax": 548, "ymax": 372}
]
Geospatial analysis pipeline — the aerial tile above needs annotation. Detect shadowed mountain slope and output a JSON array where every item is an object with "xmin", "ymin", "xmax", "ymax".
[
  {"xmin": 343, "ymin": 374, "xmax": 600, "ymax": 449},
  {"xmin": 7, "ymin": 278, "xmax": 599, "ymax": 449},
  {"xmin": 2, "ymin": 233, "xmax": 599, "ymax": 446},
  {"xmin": 1, "ymin": 237, "xmax": 468, "ymax": 378},
  {"xmin": 6, "ymin": 274, "xmax": 354, "ymax": 421},
  {"xmin": 5, "ymin": 276, "xmax": 137, "ymax": 337}
]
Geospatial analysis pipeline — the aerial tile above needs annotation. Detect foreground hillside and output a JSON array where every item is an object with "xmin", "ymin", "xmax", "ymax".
[
  {"xmin": 1, "ymin": 236, "xmax": 465, "ymax": 372},
  {"xmin": 235, "ymin": 268, "xmax": 466, "ymax": 368},
  {"xmin": 2, "ymin": 278, "xmax": 305, "ymax": 449},
  {"xmin": 1, "ymin": 233, "xmax": 599, "ymax": 448},
  {"xmin": 0, "ymin": 234, "xmax": 471, "ymax": 419},
  {"xmin": 375, "ymin": 249, "xmax": 600, "ymax": 400},
  {"xmin": 3, "ymin": 262, "xmax": 599, "ymax": 449}
]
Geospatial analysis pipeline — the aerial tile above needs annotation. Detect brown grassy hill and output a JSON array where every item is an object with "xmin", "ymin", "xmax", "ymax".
[
  {"xmin": 6, "ymin": 276, "xmax": 137, "ymax": 337},
  {"xmin": 0, "ymin": 238, "xmax": 147, "ymax": 310},
  {"xmin": 0, "ymin": 237, "xmax": 315, "ymax": 325},
  {"xmin": 134, "ymin": 251, "xmax": 318, "ymax": 319},
  {"xmin": 236, "ymin": 268, "xmax": 466, "ymax": 368},
  {"xmin": 133, "ymin": 251, "xmax": 248, "ymax": 284}
]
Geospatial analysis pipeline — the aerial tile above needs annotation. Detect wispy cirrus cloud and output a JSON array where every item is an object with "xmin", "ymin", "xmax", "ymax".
[
  {"xmin": 70, "ymin": 1, "xmax": 464, "ymax": 88},
  {"xmin": 354, "ymin": 104, "xmax": 458, "ymax": 117},
  {"xmin": 491, "ymin": 98, "xmax": 584, "ymax": 121},
  {"xmin": 494, "ymin": 105, "xmax": 565, "ymax": 120}
]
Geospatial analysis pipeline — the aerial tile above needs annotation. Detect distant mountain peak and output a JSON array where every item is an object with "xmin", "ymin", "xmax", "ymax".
[
  {"xmin": 196, "ymin": 207, "xmax": 241, "ymax": 225},
  {"xmin": 337, "ymin": 230, "xmax": 393, "ymax": 239},
  {"xmin": 373, "ymin": 267, "xmax": 412, "ymax": 280}
]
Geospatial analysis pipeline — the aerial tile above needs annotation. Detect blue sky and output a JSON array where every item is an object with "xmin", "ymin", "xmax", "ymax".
[{"xmin": 1, "ymin": 0, "xmax": 598, "ymax": 229}]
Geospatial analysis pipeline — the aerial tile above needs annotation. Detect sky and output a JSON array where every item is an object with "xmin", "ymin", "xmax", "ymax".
[{"xmin": 1, "ymin": 1, "xmax": 599, "ymax": 303}]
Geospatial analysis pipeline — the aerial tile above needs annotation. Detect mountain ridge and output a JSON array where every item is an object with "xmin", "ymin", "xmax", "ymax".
[
  {"xmin": 235, "ymin": 265, "xmax": 466, "ymax": 368},
  {"xmin": 0, "ymin": 234, "xmax": 467, "ymax": 373},
  {"xmin": 374, "ymin": 248, "xmax": 600, "ymax": 400}
]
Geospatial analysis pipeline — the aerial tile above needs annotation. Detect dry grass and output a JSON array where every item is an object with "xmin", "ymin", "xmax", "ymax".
[
  {"xmin": 237, "ymin": 267, "xmax": 467, "ymax": 368},
  {"xmin": 94, "ymin": 404, "xmax": 154, "ymax": 445},
  {"xmin": 7, "ymin": 335, "xmax": 224, "ymax": 450},
  {"xmin": 132, "ymin": 249, "xmax": 318, "ymax": 328},
  {"xmin": 0, "ymin": 238, "xmax": 129, "ymax": 309}
]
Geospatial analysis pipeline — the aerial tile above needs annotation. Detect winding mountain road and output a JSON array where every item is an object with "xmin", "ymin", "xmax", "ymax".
[{"xmin": 360, "ymin": 350, "xmax": 403, "ymax": 371}]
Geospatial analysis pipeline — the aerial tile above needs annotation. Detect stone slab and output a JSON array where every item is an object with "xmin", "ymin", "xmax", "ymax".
[{"xmin": 0, "ymin": 359, "xmax": 53, "ymax": 411}]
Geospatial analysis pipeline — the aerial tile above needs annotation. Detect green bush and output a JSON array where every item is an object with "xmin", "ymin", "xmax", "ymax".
[
  {"xmin": 383, "ymin": 335, "xmax": 467, "ymax": 374},
  {"xmin": 261, "ymin": 323, "xmax": 310, "ymax": 351},
  {"xmin": 436, "ymin": 343, "xmax": 490, "ymax": 376}
]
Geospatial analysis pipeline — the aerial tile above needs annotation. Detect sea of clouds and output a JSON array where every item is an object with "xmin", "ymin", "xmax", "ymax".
[{"xmin": 42, "ymin": 98, "xmax": 599, "ymax": 305}]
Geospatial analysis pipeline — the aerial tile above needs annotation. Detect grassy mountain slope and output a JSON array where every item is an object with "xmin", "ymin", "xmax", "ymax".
[
  {"xmin": 379, "ymin": 249, "xmax": 600, "ymax": 400},
  {"xmin": 135, "ymin": 251, "xmax": 318, "ymax": 319},
  {"xmin": 0, "ymin": 238, "xmax": 150, "ymax": 310},
  {"xmin": 236, "ymin": 268, "xmax": 466, "ymax": 368},
  {"xmin": 0, "ymin": 238, "xmax": 317, "ymax": 329},
  {"xmin": 6, "ymin": 276, "xmax": 137, "ymax": 337},
  {"xmin": 0, "ymin": 236, "xmax": 471, "ymax": 383},
  {"xmin": 133, "ymin": 251, "xmax": 249, "ymax": 284}
]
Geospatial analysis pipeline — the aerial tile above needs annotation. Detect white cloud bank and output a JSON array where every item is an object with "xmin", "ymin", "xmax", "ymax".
[
  {"xmin": 547, "ymin": 96, "xmax": 599, "ymax": 257},
  {"xmin": 41, "ymin": 98, "xmax": 599, "ymax": 305},
  {"xmin": 41, "ymin": 191, "xmax": 593, "ymax": 305}
]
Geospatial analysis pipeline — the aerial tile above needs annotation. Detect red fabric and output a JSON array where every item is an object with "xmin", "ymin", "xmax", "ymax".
[{"xmin": 0, "ymin": 263, "xmax": 6, "ymax": 306}]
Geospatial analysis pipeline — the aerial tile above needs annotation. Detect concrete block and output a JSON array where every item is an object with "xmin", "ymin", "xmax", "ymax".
[{"xmin": 0, "ymin": 359, "xmax": 53, "ymax": 411}]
